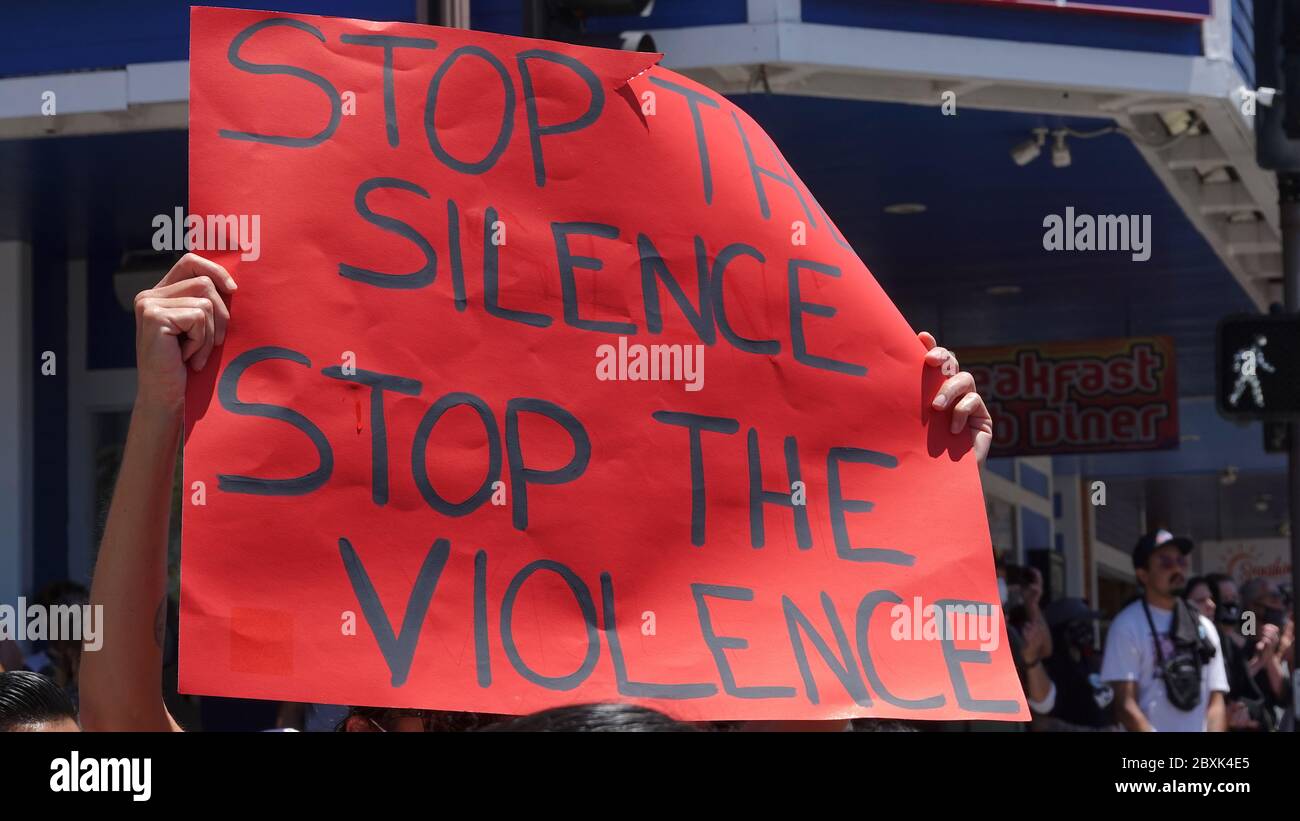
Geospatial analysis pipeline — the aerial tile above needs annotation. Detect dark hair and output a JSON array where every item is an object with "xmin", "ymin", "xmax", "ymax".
[
  {"xmin": 482, "ymin": 703, "xmax": 699, "ymax": 732},
  {"xmin": 0, "ymin": 671, "xmax": 78, "ymax": 731},
  {"xmin": 1204, "ymin": 573, "xmax": 1234, "ymax": 603},
  {"xmin": 34, "ymin": 580, "xmax": 89, "ymax": 610},
  {"xmin": 335, "ymin": 706, "xmax": 502, "ymax": 733},
  {"xmin": 1183, "ymin": 576, "xmax": 1211, "ymax": 601},
  {"xmin": 851, "ymin": 718, "xmax": 919, "ymax": 732}
]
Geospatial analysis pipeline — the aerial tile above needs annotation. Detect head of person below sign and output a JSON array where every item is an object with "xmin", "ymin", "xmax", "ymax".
[
  {"xmin": 0, "ymin": 671, "xmax": 81, "ymax": 733},
  {"xmin": 1100, "ymin": 530, "xmax": 1229, "ymax": 732}
]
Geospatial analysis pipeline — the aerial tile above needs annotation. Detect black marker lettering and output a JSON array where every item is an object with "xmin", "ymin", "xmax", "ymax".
[
  {"xmin": 936, "ymin": 597, "xmax": 1021, "ymax": 714},
  {"xmin": 426, "ymin": 45, "xmax": 515, "ymax": 173},
  {"xmin": 788, "ymin": 259, "xmax": 866, "ymax": 376},
  {"xmin": 339, "ymin": 177, "xmax": 437, "ymax": 289},
  {"xmin": 647, "ymin": 76, "xmax": 721, "ymax": 204},
  {"xmin": 505, "ymin": 398, "xmax": 591, "ymax": 530},
  {"xmin": 711, "ymin": 242, "xmax": 778, "ymax": 354},
  {"xmin": 553, "ymin": 221, "xmax": 636, "ymax": 335},
  {"xmin": 826, "ymin": 447, "xmax": 913, "ymax": 565},
  {"xmin": 856, "ymin": 590, "xmax": 945, "ymax": 709},
  {"xmin": 638, "ymin": 234, "xmax": 716, "ymax": 344},
  {"xmin": 651, "ymin": 411, "xmax": 740, "ymax": 546},
  {"xmin": 500, "ymin": 559, "xmax": 599, "ymax": 690},
  {"xmin": 322, "ymin": 366, "xmax": 421, "ymax": 506},
  {"xmin": 217, "ymin": 346, "xmax": 332, "ymax": 495},
  {"xmin": 219, "ymin": 19, "xmax": 341, "ymax": 148},
  {"xmin": 782, "ymin": 592, "xmax": 871, "ymax": 707},
  {"xmin": 516, "ymin": 49, "xmax": 604, "ymax": 187},
  {"xmin": 731, "ymin": 109, "xmax": 815, "ymax": 226},
  {"xmin": 602, "ymin": 572, "xmax": 716, "ymax": 699},
  {"xmin": 691, "ymin": 583, "xmax": 796, "ymax": 700},
  {"xmin": 338, "ymin": 34, "xmax": 438, "ymax": 148},
  {"xmin": 339, "ymin": 536, "xmax": 450, "ymax": 687},
  {"xmin": 747, "ymin": 430, "xmax": 811, "ymax": 549},
  {"xmin": 484, "ymin": 205, "xmax": 552, "ymax": 327},
  {"xmin": 411, "ymin": 392, "xmax": 501, "ymax": 516}
]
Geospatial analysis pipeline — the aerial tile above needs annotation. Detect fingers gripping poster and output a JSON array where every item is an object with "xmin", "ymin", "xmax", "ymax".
[{"xmin": 183, "ymin": 6, "xmax": 1027, "ymax": 721}]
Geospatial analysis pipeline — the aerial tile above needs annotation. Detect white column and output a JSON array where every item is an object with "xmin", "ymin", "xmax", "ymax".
[
  {"xmin": 0, "ymin": 241, "xmax": 33, "ymax": 606},
  {"xmin": 1053, "ymin": 472, "xmax": 1086, "ymax": 598}
]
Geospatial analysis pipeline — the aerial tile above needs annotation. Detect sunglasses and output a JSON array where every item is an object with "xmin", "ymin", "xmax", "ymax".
[{"xmin": 1154, "ymin": 553, "xmax": 1189, "ymax": 570}]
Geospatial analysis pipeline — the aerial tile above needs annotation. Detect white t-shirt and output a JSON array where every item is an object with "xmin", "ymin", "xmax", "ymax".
[{"xmin": 1100, "ymin": 599, "xmax": 1229, "ymax": 732}]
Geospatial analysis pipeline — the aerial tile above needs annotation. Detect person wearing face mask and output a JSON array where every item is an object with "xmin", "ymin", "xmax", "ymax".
[
  {"xmin": 1238, "ymin": 577, "xmax": 1292, "ymax": 729},
  {"xmin": 996, "ymin": 558, "xmax": 1056, "ymax": 722},
  {"xmin": 1039, "ymin": 598, "xmax": 1115, "ymax": 730},
  {"xmin": 1100, "ymin": 531, "xmax": 1229, "ymax": 732},
  {"xmin": 1196, "ymin": 575, "xmax": 1267, "ymax": 731}
]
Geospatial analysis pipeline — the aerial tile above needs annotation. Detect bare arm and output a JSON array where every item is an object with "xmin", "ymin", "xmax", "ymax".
[
  {"xmin": 1206, "ymin": 690, "xmax": 1227, "ymax": 732},
  {"xmin": 80, "ymin": 254, "xmax": 235, "ymax": 732},
  {"xmin": 1254, "ymin": 625, "xmax": 1285, "ymax": 698},
  {"xmin": 1019, "ymin": 569, "xmax": 1055, "ymax": 709},
  {"xmin": 1111, "ymin": 681, "xmax": 1154, "ymax": 732},
  {"xmin": 81, "ymin": 403, "xmax": 183, "ymax": 731},
  {"xmin": 1023, "ymin": 659, "xmax": 1053, "ymax": 706}
]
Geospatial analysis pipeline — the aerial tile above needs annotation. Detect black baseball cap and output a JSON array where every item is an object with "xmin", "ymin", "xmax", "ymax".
[
  {"xmin": 1044, "ymin": 597, "xmax": 1102, "ymax": 629},
  {"xmin": 1132, "ymin": 529, "xmax": 1193, "ymax": 570}
]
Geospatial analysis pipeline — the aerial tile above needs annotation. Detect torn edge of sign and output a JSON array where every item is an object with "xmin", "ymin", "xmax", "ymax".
[
  {"xmin": 612, "ymin": 52, "xmax": 663, "ymax": 129},
  {"xmin": 622, "ymin": 52, "xmax": 662, "ymax": 85}
]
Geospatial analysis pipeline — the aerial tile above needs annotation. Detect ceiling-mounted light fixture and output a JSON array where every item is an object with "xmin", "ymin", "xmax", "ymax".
[
  {"xmin": 1051, "ymin": 131, "xmax": 1072, "ymax": 168},
  {"xmin": 1010, "ymin": 128, "xmax": 1049, "ymax": 166},
  {"xmin": 883, "ymin": 202, "xmax": 927, "ymax": 215}
]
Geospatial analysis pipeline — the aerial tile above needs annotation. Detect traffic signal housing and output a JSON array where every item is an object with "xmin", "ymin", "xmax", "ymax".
[
  {"xmin": 524, "ymin": 0, "xmax": 657, "ymax": 51},
  {"xmin": 1216, "ymin": 313, "xmax": 1300, "ymax": 420}
]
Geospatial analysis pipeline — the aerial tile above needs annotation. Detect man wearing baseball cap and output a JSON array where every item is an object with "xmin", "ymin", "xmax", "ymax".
[{"xmin": 1100, "ymin": 530, "xmax": 1229, "ymax": 731}]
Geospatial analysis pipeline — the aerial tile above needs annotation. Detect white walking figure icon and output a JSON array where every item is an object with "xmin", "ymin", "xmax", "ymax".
[{"xmin": 1228, "ymin": 335, "xmax": 1275, "ymax": 408}]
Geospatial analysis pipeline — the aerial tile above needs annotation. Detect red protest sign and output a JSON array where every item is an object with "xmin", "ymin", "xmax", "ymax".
[{"xmin": 183, "ymin": 6, "xmax": 1026, "ymax": 722}]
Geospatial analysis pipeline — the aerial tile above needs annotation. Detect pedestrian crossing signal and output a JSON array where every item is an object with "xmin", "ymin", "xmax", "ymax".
[{"xmin": 1217, "ymin": 314, "xmax": 1300, "ymax": 421}]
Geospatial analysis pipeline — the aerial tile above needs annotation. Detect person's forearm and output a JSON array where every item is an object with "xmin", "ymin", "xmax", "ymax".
[
  {"xmin": 81, "ymin": 399, "xmax": 182, "ymax": 731},
  {"xmin": 1263, "ymin": 658, "xmax": 1284, "ymax": 698},
  {"xmin": 1024, "ymin": 662, "xmax": 1052, "ymax": 705},
  {"xmin": 1206, "ymin": 694, "xmax": 1226, "ymax": 732},
  {"xmin": 1116, "ymin": 701, "xmax": 1153, "ymax": 732}
]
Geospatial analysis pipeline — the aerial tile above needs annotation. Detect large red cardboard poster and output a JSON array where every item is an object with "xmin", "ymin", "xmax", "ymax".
[{"xmin": 183, "ymin": 6, "xmax": 1026, "ymax": 721}]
